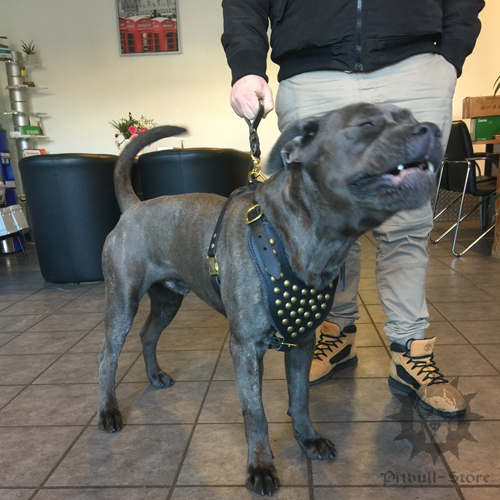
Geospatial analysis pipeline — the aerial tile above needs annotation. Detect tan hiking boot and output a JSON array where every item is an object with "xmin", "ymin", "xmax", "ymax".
[
  {"xmin": 389, "ymin": 337, "xmax": 466, "ymax": 417},
  {"xmin": 309, "ymin": 322, "xmax": 357, "ymax": 386}
]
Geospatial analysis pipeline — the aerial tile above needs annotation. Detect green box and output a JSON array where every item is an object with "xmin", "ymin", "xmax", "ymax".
[
  {"xmin": 470, "ymin": 116, "xmax": 500, "ymax": 141},
  {"xmin": 20, "ymin": 125, "xmax": 41, "ymax": 136}
]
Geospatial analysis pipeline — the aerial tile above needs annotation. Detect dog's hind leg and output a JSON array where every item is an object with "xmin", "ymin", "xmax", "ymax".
[
  {"xmin": 140, "ymin": 282, "xmax": 184, "ymax": 388},
  {"xmin": 229, "ymin": 334, "xmax": 280, "ymax": 496},
  {"xmin": 285, "ymin": 332, "xmax": 336, "ymax": 460},
  {"xmin": 98, "ymin": 285, "xmax": 141, "ymax": 433}
]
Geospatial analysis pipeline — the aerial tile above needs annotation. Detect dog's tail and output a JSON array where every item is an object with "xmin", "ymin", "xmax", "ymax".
[{"xmin": 114, "ymin": 125, "xmax": 187, "ymax": 213}]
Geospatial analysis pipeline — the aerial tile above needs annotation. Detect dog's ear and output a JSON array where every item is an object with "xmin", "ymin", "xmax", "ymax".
[{"xmin": 264, "ymin": 118, "xmax": 320, "ymax": 174}]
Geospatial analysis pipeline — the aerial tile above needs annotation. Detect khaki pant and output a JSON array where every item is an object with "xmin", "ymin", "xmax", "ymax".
[{"xmin": 275, "ymin": 54, "xmax": 457, "ymax": 344}]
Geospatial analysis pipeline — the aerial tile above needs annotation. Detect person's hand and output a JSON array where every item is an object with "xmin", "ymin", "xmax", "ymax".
[{"xmin": 230, "ymin": 75, "xmax": 274, "ymax": 120}]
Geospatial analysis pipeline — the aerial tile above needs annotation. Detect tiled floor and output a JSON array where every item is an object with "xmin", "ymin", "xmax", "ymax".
[{"xmin": 0, "ymin": 221, "xmax": 499, "ymax": 500}]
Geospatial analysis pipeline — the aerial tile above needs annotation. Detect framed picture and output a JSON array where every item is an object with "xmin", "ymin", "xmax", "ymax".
[{"xmin": 116, "ymin": 0, "xmax": 180, "ymax": 56}]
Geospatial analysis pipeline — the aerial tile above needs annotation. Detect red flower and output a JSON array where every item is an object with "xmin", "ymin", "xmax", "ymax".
[{"xmin": 128, "ymin": 125, "xmax": 138, "ymax": 134}]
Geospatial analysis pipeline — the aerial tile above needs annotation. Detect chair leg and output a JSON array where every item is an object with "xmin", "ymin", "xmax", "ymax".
[
  {"xmin": 15, "ymin": 234, "xmax": 27, "ymax": 258},
  {"xmin": 429, "ymin": 191, "xmax": 464, "ymax": 244},
  {"xmin": 451, "ymin": 169, "xmax": 497, "ymax": 256},
  {"xmin": 452, "ymin": 225, "xmax": 496, "ymax": 257}
]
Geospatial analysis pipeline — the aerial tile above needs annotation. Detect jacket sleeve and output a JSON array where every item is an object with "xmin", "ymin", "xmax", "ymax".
[
  {"xmin": 438, "ymin": 0, "xmax": 485, "ymax": 77},
  {"xmin": 221, "ymin": 0, "xmax": 271, "ymax": 85}
]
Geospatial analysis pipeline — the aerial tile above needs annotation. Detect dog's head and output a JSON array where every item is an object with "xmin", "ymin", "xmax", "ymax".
[{"xmin": 266, "ymin": 103, "xmax": 441, "ymax": 223}]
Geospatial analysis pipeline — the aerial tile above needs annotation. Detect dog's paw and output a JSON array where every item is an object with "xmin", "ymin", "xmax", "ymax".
[
  {"xmin": 97, "ymin": 408, "xmax": 123, "ymax": 433},
  {"xmin": 246, "ymin": 464, "xmax": 280, "ymax": 496},
  {"xmin": 301, "ymin": 437, "xmax": 336, "ymax": 460},
  {"xmin": 148, "ymin": 370, "xmax": 174, "ymax": 389}
]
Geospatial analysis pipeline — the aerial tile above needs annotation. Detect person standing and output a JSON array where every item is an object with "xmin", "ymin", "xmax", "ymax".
[{"xmin": 221, "ymin": 0, "xmax": 484, "ymax": 416}]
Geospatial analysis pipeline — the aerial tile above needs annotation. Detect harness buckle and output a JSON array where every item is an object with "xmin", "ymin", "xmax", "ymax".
[
  {"xmin": 207, "ymin": 256, "xmax": 219, "ymax": 276},
  {"xmin": 245, "ymin": 204, "xmax": 263, "ymax": 225}
]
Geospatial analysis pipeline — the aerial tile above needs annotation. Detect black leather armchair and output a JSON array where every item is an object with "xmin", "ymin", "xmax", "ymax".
[
  {"xmin": 19, "ymin": 154, "xmax": 120, "ymax": 283},
  {"xmin": 137, "ymin": 148, "xmax": 252, "ymax": 199}
]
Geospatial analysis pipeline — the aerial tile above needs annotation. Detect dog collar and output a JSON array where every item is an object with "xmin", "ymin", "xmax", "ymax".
[{"xmin": 246, "ymin": 204, "xmax": 339, "ymax": 352}]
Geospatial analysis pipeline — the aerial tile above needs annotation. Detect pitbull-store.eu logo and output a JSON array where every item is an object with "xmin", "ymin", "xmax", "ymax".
[{"xmin": 387, "ymin": 377, "xmax": 483, "ymax": 464}]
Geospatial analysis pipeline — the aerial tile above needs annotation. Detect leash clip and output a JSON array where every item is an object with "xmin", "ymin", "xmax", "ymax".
[{"xmin": 245, "ymin": 104, "xmax": 266, "ymax": 185}]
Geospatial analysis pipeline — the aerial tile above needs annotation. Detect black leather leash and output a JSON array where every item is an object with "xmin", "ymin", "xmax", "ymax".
[{"xmin": 206, "ymin": 105, "xmax": 265, "ymax": 295}]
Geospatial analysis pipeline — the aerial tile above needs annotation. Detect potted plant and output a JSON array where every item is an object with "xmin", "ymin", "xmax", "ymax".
[
  {"xmin": 21, "ymin": 40, "xmax": 36, "ymax": 63},
  {"xmin": 110, "ymin": 112, "xmax": 158, "ymax": 150}
]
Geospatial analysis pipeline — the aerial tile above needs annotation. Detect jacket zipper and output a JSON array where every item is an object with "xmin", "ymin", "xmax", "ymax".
[{"xmin": 355, "ymin": 0, "xmax": 363, "ymax": 71}]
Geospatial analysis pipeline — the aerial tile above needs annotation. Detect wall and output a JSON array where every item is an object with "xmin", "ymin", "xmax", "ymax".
[{"xmin": 0, "ymin": 0, "xmax": 499, "ymax": 164}]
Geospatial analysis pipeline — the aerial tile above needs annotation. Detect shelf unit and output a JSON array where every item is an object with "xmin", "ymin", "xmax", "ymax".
[{"xmin": 2, "ymin": 51, "xmax": 48, "ymax": 195}]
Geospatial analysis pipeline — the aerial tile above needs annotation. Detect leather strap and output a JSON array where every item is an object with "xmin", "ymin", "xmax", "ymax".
[{"xmin": 207, "ymin": 186, "xmax": 250, "ymax": 296}]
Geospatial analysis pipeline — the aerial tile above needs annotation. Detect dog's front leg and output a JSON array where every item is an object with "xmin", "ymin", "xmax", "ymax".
[
  {"xmin": 230, "ymin": 336, "xmax": 280, "ymax": 496},
  {"xmin": 285, "ymin": 332, "xmax": 337, "ymax": 461}
]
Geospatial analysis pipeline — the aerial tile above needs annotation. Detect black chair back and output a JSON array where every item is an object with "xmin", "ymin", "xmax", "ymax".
[{"xmin": 445, "ymin": 120, "xmax": 474, "ymax": 161}]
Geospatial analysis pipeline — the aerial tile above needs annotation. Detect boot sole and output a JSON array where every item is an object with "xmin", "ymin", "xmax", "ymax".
[
  {"xmin": 388, "ymin": 376, "xmax": 466, "ymax": 418},
  {"xmin": 309, "ymin": 355, "xmax": 358, "ymax": 387}
]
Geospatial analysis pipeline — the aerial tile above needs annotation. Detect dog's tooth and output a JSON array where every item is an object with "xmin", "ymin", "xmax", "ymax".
[
  {"xmin": 397, "ymin": 164, "xmax": 404, "ymax": 171},
  {"xmin": 426, "ymin": 160, "xmax": 435, "ymax": 173}
]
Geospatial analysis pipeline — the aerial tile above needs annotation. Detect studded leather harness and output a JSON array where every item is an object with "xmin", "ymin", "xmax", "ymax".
[{"xmin": 206, "ymin": 106, "xmax": 339, "ymax": 351}]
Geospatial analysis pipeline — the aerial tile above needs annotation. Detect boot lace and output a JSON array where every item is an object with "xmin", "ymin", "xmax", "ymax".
[
  {"xmin": 313, "ymin": 330, "xmax": 347, "ymax": 361},
  {"xmin": 404, "ymin": 341, "xmax": 448, "ymax": 386}
]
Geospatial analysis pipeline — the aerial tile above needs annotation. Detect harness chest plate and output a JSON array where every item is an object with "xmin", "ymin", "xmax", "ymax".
[{"xmin": 247, "ymin": 216, "xmax": 338, "ymax": 352}]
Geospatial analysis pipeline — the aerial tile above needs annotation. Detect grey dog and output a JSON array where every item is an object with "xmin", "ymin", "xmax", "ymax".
[{"xmin": 98, "ymin": 102, "xmax": 441, "ymax": 496}]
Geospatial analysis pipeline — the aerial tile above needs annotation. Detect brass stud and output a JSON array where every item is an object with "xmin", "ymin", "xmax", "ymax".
[
  {"xmin": 270, "ymin": 276, "xmax": 277, "ymax": 283},
  {"xmin": 307, "ymin": 321, "xmax": 313, "ymax": 328},
  {"xmin": 291, "ymin": 296, "xmax": 298, "ymax": 304},
  {"xmin": 275, "ymin": 299, "xmax": 282, "ymax": 306},
  {"xmin": 299, "ymin": 327, "xmax": 305, "ymax": 333},
  {"xmin": 317, "ymin": 294, "xmax": 324, "ymax": 301},
  {"xmin": 292, "ymin": 285, "xmax": 299, "ymax": 292},
  {"xmin": 213, "ymin": 233, "xmax": 217, "ymax": 238},
  {"xmin": 269, "ymin": 238, "xmax": 276, "ymax": 246},
  {"xmin": 298, "ymin": 307, "xmax": 304, "ymax": 314},
  {"xmin": 287, "ymin": 326, "xmax": 294, "ymax": 333},
  {"xmin": 282, "ymin": 319, "xmax": 289, "ymax": 325},
  {"xmin": 321, "ymin": 303, "xmax": 327, "ymax": 309},
  {"xmin": 280, "ymin": 272, "xmax": 285, "ymax": 279},
  {"xmin": 277, "ymin": 310, "xmax": 284, "ymax": 317},
  {"xmin": 304, "ymin": 312, "xmax": 310, "ymax": 318},
  {"xmin": 315, "ymin": 313, "xmax": 321, "ymax": 319},
  {"xmin": 312, "ymin": 305, "xmax": 318, "ymax": 312},
  {"xmin": 273, "ymin": 287, "xmax": 280, "ymax": 294},
  {"xmin": 300, "ymin": 299, "xmax": 306, "ymax": 306},
  {"xmin": 329, "ymin": 283, "xmax": 334, "ymax": 288},
  {"xmin": 285, "ymin": 302, "xmax": 292, "ymax": 309},
  {"xmin": 284, "ymin": 280, "xmax": 291, "ymax": 287},
  {"xmin": 325, "ymin": 294, "xmax": 331, "ymax": 300},
  {"xmin": 273, "ymin": 249, "xmax": 278, "ymax": 255},
  {"xmin": 295, "ymin": 318, "xmax": 302, "ymax": 325},
  {"xmin": 309, "ymin": 299, "xmax": 315, "ymax": 305},
  {"xmin": 290, "ymin": 311, "xmax": 297, "ymax": 318},
  {"xmin": 310, "ymin": 289, "xmax": 316, "ymax": 295},
  {"xmin": 301, "ymin": 289, "xmax": 308, "ymax": 295},
  {"xmin": 283, "ymin": 291, "xmax": 290, "ymax": 299},
  {"xmin": 291, "ymin": 332, "xmax": 298, "ymax": 339},
  {"xmin": 211, "ymin": 243, "xmax": 215, "ymax": 249}
]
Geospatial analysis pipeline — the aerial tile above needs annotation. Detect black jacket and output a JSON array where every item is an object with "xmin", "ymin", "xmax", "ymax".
[{"xmin": 222, "ymin": 0, "xmax": 484, "ymax": 84}]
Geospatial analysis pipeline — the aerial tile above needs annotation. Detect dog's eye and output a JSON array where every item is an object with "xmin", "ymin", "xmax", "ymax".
[{"xmin": 357, "ymin": 121, "xmax": 374, "ymax": 128}]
